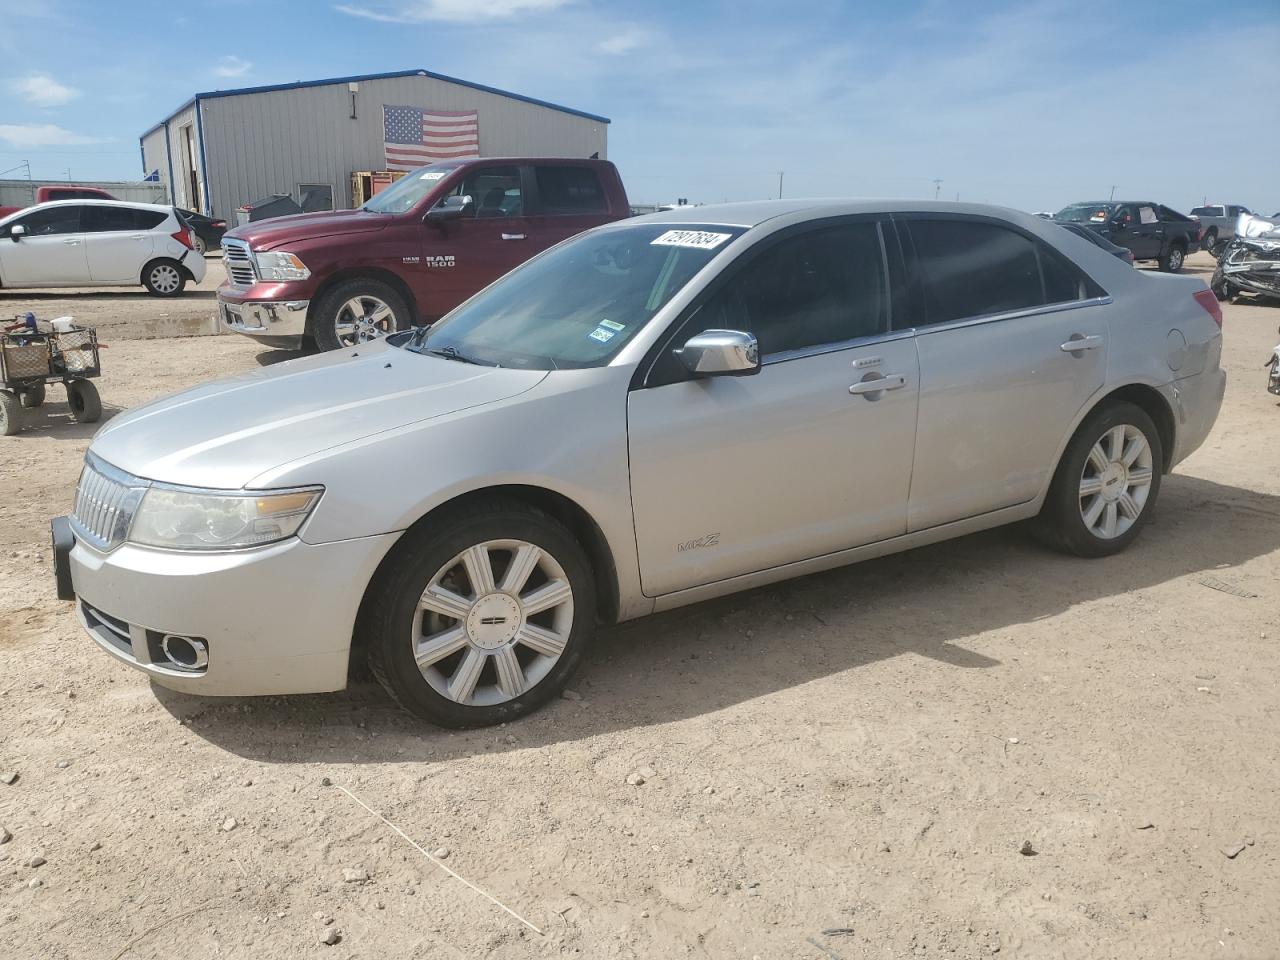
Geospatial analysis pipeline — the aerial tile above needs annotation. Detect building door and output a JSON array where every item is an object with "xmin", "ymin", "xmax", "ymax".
[{"xmin": 182, "ymin": 124, "xmax": 201, "ymax": 213}]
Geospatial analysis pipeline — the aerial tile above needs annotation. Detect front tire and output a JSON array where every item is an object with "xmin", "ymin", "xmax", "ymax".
[
  {"xmin": 1159, "ymin": 243, "xmax": 1185, "ymax": 273},
  {"xmin": 0, "ymin": 391, "xmax": 21, "ymax": 436},
  {"xmin": 143, "ymin": 259, "xmax": 187, "ymax": 297},
  {"xmin": 363, "ymin": 498, "xmax": 596, "ymax": 728},
  {"xmin": 1036, "ymin": 402, "xmax": 1163, "ymax": 558},
  {"xmin": 309, "ymin": 278, "xmax": 409, "ymax": 352}
]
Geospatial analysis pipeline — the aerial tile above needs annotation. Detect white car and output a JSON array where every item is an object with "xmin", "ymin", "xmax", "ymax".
[{"xmin": 0, "ymin": 200, "xmax": 206, "ymax": 297}]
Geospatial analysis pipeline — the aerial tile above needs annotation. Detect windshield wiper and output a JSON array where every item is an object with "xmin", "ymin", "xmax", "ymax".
[{"xmin": 423, "ymin": 344, "xmax": 495, "ymax": 367}]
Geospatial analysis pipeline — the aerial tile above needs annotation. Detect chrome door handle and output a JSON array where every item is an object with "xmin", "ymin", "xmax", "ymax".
[
  {"xmin": 1060, "ymin": 335, "xmax": 1104, "ymax": 353},
  {"xmin": 62, "ymin": 238, "xmax": 81, "ymax": 245},
  {"xmin": 501, "ymin": 233, "xmax": 526, "ymax": 241},
  {"xmin": 848, "ymin": 373, "xmax": 907, "ymax": 397}
]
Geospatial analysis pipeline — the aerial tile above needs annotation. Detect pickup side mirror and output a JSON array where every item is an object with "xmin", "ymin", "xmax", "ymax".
[
  {"xmin": 675, "ymin": 329, "xmax": 760, "ymax": 378},
  {"xmin": 427, "ymin": 194, "xmax": 473, "ymax": 223},
  {"xmin": 9, "ymin": 224, "xmax": 25, "ymax": 242}
]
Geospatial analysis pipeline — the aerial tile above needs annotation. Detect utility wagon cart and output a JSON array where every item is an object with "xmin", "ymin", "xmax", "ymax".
[{"xmin": 0, "ymin": 320, "xmax": 102, "ymax": 435}]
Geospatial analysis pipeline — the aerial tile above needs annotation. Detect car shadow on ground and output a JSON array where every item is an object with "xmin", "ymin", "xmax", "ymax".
[
  {"xmin": 0, "ymin": 289, "xmax": 216, "ymax": 302},
  {"xmin": 157, "ymin": 473, "xmax": 1280, "ymax": 763}
]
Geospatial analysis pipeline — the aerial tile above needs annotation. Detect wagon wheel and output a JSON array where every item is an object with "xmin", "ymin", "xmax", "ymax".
[{"xmin": 0, "ymin": 391, "xmax": 21, "ymax": 436}]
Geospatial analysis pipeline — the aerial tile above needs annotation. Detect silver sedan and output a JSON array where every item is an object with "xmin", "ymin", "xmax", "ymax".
[{"xmin": 54, "ymin": 200, "xmax": 1225, "ymax": 727}]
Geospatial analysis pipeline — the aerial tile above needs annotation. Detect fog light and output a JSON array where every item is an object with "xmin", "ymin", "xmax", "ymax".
[{"xmin": 160, "ymin": 634, "xmax": 208, "ymax": 671}]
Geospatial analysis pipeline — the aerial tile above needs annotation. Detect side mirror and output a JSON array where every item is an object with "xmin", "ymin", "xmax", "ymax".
[
  {"xmin": 675, "ymin": 329, "xmax": 760, "ymax": 378},
  {"xmin": 427, "ymin": 194, "xmax": 472, "ymax": 223},
  {"xmin": 9, "ymin": 224, "xmax": 25, "ymax": 242}
]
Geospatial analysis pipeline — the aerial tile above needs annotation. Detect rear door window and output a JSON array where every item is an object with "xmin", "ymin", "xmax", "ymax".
[
  {"xmin": 533, "ymin": 165, "xmax": 607, "ymax": 214},
  {"xmin": 83, "ymin": 206, "xmax": 166, "ymax": 232},
  {"xmin": 905, "ymin": 219, "xmax": 1043, "ymax": 325}
]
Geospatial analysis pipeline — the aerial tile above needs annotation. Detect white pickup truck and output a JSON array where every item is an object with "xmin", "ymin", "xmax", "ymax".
[{"xmin": 1190, "ymin": 204, "xmax": 1254, "ymax": 252}]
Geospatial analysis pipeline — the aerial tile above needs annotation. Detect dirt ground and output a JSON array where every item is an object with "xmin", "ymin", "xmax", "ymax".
[{"xmin": 1, "ymin": 252, "xmax": 1278, "ymax": 959}]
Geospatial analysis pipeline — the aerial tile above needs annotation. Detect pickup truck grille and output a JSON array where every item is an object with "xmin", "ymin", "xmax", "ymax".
[
  {"xmin": 70, "ymin": 456, "xmax": 147, "ymax": 552},
  {"xmin": 221, "ymin": 239, "xmax": 257, "ymax": 287}
]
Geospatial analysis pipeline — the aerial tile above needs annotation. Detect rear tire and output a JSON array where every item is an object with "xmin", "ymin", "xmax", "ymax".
[
  {"xmin": 1159, "ymin": 243, "xmax": 1185, "ymax": 273},
  {"xmin": 363, "ymin": 497, "xmax": 596, "ymax": 728},
  {"xmin": 20, "ymin": 384, "xmax": 45, "ymax": 408},
  {"xmin": 190, "ymin": 234, "xmax": 207, "ymax": 256},
  {"xmin": 308, "ymin": 278, "xmax": 410, "ymax": 352},
  {"xmin": 0, "ymin": 391, "xmax": 21, "ymax": 436},
  {"xmin": 67, "ymin": 380, "xmax": 102, "ymax": 423},
  {"xmin": 143, "ymin": 259, "xmax": 187, "ymax": 297},
  {"xmin": 1035, "ymin": 401, "xmax": 1163, "ymax": 558}
]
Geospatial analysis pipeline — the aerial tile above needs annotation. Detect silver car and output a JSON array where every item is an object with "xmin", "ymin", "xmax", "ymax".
[{"xmin": 53, "ymin": 200, "xmax": 1226, "ymax": 727}]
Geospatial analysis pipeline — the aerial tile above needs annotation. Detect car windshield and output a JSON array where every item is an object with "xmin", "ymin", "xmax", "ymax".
[
  {"xmin": 396, "ymin": 222, "xmax": 746, "ymax": 370},
  {"xmin": 361, "ymin": 163, "xmax": 461, "ymax": 214},
  {"xmin": 1055, "ymin": 203, "xmax": 1117, "ymax": 223}
]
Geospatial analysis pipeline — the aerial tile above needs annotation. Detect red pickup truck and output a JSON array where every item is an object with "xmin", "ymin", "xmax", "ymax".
[
  {"xmin": 0, "ymin": 185, "xmax": 117, "ymax": 220},
  {"xmin": 218, "ymin": 157, "xmax": 630, "ymax": 350}
]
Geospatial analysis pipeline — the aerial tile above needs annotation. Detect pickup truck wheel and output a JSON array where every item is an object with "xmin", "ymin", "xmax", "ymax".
[
  {"xmin": 364, "ymin": 498, "xmax": 596, "ymax": 728},
  {"xmin": 310, "ymin": 278, "xmax": 409, "ymax": 352},
  {"xmin": 1200, "ymin": 229, "xmax": 1217, "ymax": 253},
  {"xmin": 1035, "ymin": 401, "xmax": 1162, "ymax": 558},
  {"xmin": 143, "ymin": 259, "xmax": 187, "ymax": 297},
  {"xmin": 1159, "ymin": 244, "xmax": 1185, "ymax": 273}
]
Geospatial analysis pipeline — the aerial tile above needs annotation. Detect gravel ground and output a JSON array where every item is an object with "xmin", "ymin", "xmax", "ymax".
[{"xmin": 1, "ymin": 253, "xmax": 1278, "ymax": 959}]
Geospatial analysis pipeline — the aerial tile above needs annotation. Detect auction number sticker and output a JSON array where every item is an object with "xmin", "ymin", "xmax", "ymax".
[
  {"xmin": 419, "ymin": 171, "xmax": 446, "ymax": 181},
  {"xmin": 651, "ymin": 230, "xmax": 733, "ymax": 250}
]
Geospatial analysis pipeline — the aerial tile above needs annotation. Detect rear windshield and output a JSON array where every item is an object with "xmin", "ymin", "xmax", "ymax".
[
  {"xmin": 396, "ymin": 223, "xmax": 746, "ymax": 370},
  {"xmin": 1191, "ymin": 206, "xmax": 1222, "ymax": 217},
  {"xmin": 1055, "ymin": 203, "xmax": 1116, "ymax": 223}
]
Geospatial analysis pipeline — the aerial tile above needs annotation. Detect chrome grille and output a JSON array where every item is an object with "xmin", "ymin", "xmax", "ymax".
[
  {"xmin": 71, "ymin": 456, "xmax": 147, "ymax": 551},
  {"xmin": 221, "ymin": 238, "xmax": 257, "ymax": 286}
]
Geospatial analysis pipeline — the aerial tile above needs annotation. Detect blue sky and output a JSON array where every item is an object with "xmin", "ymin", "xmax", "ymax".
[{"xmin": 2, "ymin": 0, "xmax": 1278, "ymax": 212}]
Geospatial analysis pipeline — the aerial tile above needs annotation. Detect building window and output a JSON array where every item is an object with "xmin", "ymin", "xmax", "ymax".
[{"xmin": 298, "ymin": 183, "xmax": 334, "ymax": 213}]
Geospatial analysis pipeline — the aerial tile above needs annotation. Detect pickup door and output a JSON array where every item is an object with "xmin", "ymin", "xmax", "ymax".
[
  {"xmin": 1111, "ymin": 204, "xmax": 1163, "ymax": 260},
  {"xmin": 0, "ymin": 205, "xmax": 88, "ymax": 285},
  {"xmin": 418, "ymin": 163, "xmax": 534, "ymax": 319}
]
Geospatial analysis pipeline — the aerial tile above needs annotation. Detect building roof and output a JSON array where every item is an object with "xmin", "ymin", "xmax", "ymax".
[{"xmin": 140, "ymin": 67, "xmax": 610, "ymax": 140}]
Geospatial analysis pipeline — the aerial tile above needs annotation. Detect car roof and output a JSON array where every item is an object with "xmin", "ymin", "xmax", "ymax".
[
  {"xmin": 18, "ymin": 199, "xmax": 174, "ymax": 213},
  {"xmin": 629, "ymin": 198, "xmax": 1038, "ymax": 229}
]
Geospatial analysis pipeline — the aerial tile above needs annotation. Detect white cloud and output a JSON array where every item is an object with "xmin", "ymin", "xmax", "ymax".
[
  {"xmin": 334, "ymin": 0, "xmax": 574, "ymax": 24},
  {"xmin": 213, "ymin": 55, "xmax": 252, "ymax": 78},
  {"xmin": 0, "ymin": 123, "xmax": 106, "ymax": 147},
  {"xmin": 9, "ymin": 73, "xmax": 80, "ymax": 107},
  {"xmin": 599, "ymin": 26, "xmax": 648, "ymax": 55}
]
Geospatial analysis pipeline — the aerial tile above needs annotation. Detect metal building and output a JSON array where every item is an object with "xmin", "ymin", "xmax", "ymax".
[{"xmin": 139, "ymin": 68, "xmax": 610, "ymax": 220}]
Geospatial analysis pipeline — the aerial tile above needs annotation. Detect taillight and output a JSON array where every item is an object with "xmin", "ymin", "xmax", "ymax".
[
  {"xmin": 1193, "ymin": 288, "xmax": 1222, "ymax": 328},
  {"xmin": 170, "ymin": 226, "xmax": 193, "ymax": 250}
]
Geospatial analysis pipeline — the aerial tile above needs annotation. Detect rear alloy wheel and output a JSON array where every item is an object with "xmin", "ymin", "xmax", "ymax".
[
  {"xmin": 190, "ymin": 234, "xmax": 207, "ymax": 255},
  {"xmin": 310, "ymin": 278, "xmax": 409, "ymax": 352},
  {"xmin": 1200, "ymin": 229, "xmax": 1217, "ymax": 253},
  {"xmin": 1160, "ymin": 244, "xmax": 1185, "ymax": 273},
  {"xmin": 143, "ymin": 259, "xmax": 186, "ymax": 297},
  {"xmin": 365, "ymin": 500, "xmax": 595, "ymax": 727},
  {"xmin": 1036, "ymin": 401, "xmax": 1163, "ymax": 557}
]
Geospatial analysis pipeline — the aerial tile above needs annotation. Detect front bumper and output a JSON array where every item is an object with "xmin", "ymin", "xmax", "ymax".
[
  {"xmin": 218, "ymin": 297, "xmax": 310, "ymax": 349},
  {"xmin": 62, "ymin": 524, "xmax": 398, "ymax": 696}
]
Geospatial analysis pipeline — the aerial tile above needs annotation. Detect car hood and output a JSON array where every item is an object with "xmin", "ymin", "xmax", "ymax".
[
  {"xmin": 90, "ymin": 341, "xmax": 547, "ymax": 489},
  {"xmin": 225, "ymin": 209, "xmax": 389, "ymax": 250}
]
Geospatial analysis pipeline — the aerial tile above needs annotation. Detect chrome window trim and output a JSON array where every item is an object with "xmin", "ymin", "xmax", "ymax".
[
  {"xmin": 907, "ymin": 295, "xmax": 1113, "ymax": 338},
  {"xmin": 761, "ymin": 327, "xmax": 917, "ymax": 366}
]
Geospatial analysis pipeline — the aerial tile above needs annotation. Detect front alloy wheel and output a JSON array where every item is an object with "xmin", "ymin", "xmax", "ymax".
[
  {"xmin": 335, "ymin": 295, "xmax": 395, "ymax": 347},
  {"xmin": 364, "ymin": 498, "xmax": 595, "ymax": 727},
  {"xmin": 415, "ymin": 540, "xmax": 574, "ymax": 706}
]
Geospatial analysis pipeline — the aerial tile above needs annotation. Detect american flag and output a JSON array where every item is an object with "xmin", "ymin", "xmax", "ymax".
[{"xmin": 383, "ymin": 105, "xmax": 480, "ymax": 170}]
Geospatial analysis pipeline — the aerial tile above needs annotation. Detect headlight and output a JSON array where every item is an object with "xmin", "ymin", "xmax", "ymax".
[
  {"xmin": 129, "ymin": 486, "xmax": 322, "ymax": 550},
  {"xmin": 254, "ymin": 251, "xmax": 311, "ymax": 281}
]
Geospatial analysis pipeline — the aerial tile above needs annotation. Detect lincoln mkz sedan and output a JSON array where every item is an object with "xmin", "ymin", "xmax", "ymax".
[{"xmin": 53, "ymin": 200, "xmax": 1225, "ymax": 727}]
